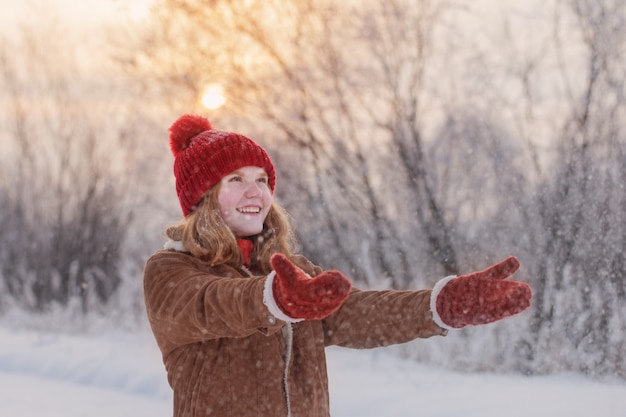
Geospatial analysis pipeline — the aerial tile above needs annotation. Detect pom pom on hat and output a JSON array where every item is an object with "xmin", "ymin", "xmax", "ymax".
[
  {"xmin": 169, "ymin": 114, "xmax": 213, "ymax": 157},
  {"xmin": 168, "ymin": 114, "xmax": 276, "ymax": 217}
]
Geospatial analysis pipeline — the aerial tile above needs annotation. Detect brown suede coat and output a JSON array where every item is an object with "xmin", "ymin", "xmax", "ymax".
[{"xmin": 143, "ymin": 249, "xmax": 446, "ymax": 417}]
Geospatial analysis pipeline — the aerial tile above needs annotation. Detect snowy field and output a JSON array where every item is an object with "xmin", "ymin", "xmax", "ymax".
[{"xmin": 1, "ymin": 324, "xmax": 626, "ymax": 417}]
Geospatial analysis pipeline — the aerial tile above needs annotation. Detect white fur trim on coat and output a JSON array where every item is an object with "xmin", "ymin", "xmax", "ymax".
[
  {"xmin": 429, "ymin": 275, "xmax": 457, "ymax": 331},
  {"xmin": 263, "ymin": 271, "xmax": 303, "ymax": 324},
  {"xmin": 163, "ymin": 239, "xmax": 188, "ymax": 252}
]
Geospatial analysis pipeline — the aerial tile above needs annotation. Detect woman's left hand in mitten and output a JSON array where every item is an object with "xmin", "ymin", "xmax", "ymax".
[{"xmin": 430, "ymin": 256, "xmax": 532, "ymax": 329}]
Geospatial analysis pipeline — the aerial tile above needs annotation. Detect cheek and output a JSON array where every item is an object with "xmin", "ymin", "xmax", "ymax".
[
  {"xmin": 262, "ymin": 190, "xmax": 273, "ymax": 209},
  {"xmin": 217, "ymin": 189, "xmax": 239, "ymax": 218}
]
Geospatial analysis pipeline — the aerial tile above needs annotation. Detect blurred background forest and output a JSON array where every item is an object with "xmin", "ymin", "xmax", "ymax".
[{"xmin": 1, "ymin": 0, "xmax": 625, "ymax": 380}]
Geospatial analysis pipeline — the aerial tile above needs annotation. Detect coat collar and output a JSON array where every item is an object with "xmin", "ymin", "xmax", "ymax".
[
  {"xmin": 164, "ymin": 238, "xmax": 253, "ymax": 269},
  {"xmin": 164, "ymin": 239, "xmax": 187, "ymax": 252}
]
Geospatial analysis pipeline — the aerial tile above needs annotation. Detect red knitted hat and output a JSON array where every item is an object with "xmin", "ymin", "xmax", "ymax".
[{"xmin": 169, "ymin": 114, "xmax": 276, "ymax": 216}]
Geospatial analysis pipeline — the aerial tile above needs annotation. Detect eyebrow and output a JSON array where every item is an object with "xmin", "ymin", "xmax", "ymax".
[{"xmin": 229, "ymin": 169, "xmax": 268, "ymax": 178}]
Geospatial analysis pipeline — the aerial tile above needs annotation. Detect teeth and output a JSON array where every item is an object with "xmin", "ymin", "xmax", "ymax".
[{"xmin": 238, "ymin": 207, "xmax": 261, "ymax": 214}]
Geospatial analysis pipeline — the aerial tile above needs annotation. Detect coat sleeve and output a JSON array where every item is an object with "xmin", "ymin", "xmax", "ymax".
[
  {"xmin": 321, "ymin": 287, "xmax": 447, "ymax": 348},
  {"xmin": 143, "ymin": 250, "xmax": 284, "ymax": 350}
]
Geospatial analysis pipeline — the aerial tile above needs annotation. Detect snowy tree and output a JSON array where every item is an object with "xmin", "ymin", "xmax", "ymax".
[{"xmin": 0, "ymin": 22, "xmax": 138, "ymax": 312}]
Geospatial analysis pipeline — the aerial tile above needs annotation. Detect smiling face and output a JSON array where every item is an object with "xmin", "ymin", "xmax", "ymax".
[{"xmin": 217, "ymin": 166, "xmax": 273, "ymax": 237}]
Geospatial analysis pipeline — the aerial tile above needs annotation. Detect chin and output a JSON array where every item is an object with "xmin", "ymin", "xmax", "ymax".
[{"xmin": 237, "ymin": 228, "xmax": 263, "ymax": 237}]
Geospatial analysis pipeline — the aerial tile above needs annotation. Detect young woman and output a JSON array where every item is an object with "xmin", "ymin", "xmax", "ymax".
[{"xmin": 143, "ymin": 114, "xmax": 532, "ymax": 417}]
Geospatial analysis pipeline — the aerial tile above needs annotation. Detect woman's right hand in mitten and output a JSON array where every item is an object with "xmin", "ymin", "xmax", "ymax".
[
  {"xmin": 430, "ymin": 256, "xmax": 532, "ymax": 329},
  {"xmin": 266, "ymin": 253, "xmax": 352, "ymax": 321}
]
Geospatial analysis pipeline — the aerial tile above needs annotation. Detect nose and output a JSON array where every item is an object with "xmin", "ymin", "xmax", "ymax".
[{"xmin": 244, "ymin": 181, "xmax": 263, "ymax": 198}]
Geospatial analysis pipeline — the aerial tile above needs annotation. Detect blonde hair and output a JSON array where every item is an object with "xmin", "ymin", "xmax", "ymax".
[{"xmin": 165, "ymin": 184, "xmax": 298, "ymax": 274}]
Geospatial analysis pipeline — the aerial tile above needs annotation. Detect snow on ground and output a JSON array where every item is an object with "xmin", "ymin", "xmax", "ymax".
[{"xmin": 1, "ymin": 324, "xmax": 626, "ymax": 417}]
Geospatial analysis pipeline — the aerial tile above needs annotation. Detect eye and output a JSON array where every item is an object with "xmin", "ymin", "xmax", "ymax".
[
  {"xmin": 228, "ymin": 175, "xmax": 243, "ymax": 182},
  {"xmin": 256, "ymin": 176, "xmax": 268, "ymax": 184}
]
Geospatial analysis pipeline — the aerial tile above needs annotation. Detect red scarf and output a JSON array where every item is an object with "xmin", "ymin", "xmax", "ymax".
[{"xmin": 237, "ymin": 238, "xmax": 254, "ymax": 268}]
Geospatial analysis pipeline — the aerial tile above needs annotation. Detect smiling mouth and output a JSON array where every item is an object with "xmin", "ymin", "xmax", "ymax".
[{"xmin": 237, "ymin": 207, "xmax": 261, "ymax": 214}]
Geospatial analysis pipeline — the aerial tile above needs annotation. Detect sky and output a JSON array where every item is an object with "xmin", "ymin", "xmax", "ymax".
[
  {"xmin": 0, "ymin": 0, "xmax": 153, "ymax": 31},
  {"xmin": 0, "ymin": 0, "xmax": 527, "ymax": 32}
]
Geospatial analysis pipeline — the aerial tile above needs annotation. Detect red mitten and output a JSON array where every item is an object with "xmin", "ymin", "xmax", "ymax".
[
  {"xmin": 265, "ymin": 253, "xmax": 352, "ymax": 321},
  {"xmin": 430, "ymin": 256, "xmax": 532, "ymax": 329}
]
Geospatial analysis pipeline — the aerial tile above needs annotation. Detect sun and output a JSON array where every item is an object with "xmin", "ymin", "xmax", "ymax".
[{"xmin": 201, "ymin": 84, "xmax": 227, "ymax": 110}]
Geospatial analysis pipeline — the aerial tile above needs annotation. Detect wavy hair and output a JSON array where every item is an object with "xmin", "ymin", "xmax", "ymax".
[{"xmin": 165, "ymin": 184, "xmax": 298, "ymax": 274}]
